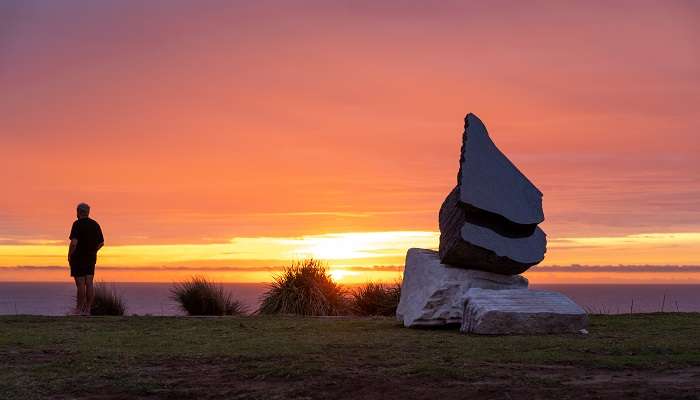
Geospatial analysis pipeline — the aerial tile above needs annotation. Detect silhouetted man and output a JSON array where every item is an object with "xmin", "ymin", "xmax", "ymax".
[{"xmin": 68, "ymin": 203, "xmax": 104, "ymax": 315}]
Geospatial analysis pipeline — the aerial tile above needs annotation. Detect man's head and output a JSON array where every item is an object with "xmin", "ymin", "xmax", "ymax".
[{"xmin": 76, "ymin": 203, "xmax": 90, "ymax": 218}]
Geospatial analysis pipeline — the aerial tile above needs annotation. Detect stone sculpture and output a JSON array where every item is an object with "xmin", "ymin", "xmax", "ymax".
[{"xmin": 397, "ymin": 113, "xmax": 588, "ymax": 334}]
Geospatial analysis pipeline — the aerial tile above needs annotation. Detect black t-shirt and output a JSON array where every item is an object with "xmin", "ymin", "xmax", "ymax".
[{"xmin": 69, "ymin": 218, "xmax": 104, "ymax": 265}]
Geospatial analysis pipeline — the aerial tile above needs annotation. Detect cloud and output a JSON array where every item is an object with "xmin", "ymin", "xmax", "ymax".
[
  {"xmin": 532, "ymin": 265, "xmax": 700, "ymax": 273},
  {"xmin": 0, "ymin": 231, "xmax": 440, "ymax": 267},
  {"xmin": 5, "ymin": 265, "xmax": 280, "ymax": 272},
  {"xmin": 6, "ymin": 264, "xmax": 700, "ymax": 274}
]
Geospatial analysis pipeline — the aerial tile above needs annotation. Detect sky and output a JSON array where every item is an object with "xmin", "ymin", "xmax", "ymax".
[{"xmin": 1, "ymin": 1, "xmax": 699, "ymax": 283}]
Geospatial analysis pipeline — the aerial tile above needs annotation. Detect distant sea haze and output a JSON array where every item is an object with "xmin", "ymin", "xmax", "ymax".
[{"xmin": 1, "ymin": 283, "xmax": 699, "ymax": 316}]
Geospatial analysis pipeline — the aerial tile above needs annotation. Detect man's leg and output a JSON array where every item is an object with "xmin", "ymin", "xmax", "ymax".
[
  {"xmin": 74, "ymin": 276, "xmax": 86, "ymax": 314},
  {"xmin": 85, "ymin": 275, "xmax": 95, "ymax": 315}
]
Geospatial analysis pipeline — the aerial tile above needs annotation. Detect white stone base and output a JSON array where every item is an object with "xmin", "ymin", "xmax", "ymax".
[
  {"xmin": 461, "ymin": 288, "xmax": 588, "ymax": 335},
  {"xmin": 397, "ymin": 248, "xmax": 528, "ymax": 327}
]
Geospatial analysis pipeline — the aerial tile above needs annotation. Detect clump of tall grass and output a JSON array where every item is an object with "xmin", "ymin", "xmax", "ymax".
[
  {"xmin": 90, "ymin": 282, "xmax": 126, "ymax": 316},
  {"xmin": 350, "ymin": 281, "xmax": 401, "ymax": 316},
  {"xmin": 170, "ymin": 276, "xmax": 247, "ymax": 316},
  {"xmin": 583, "ymin": 305, "xmax": 612, "ymax": 315},
  {"xmin": 258, "ymin": 259, "xmax": 348, "ymax": 316}
]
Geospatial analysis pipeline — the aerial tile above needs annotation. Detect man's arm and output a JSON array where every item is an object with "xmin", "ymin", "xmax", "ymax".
[
  {"xmin": 68, "ymin": 239, "xmax": 78, "ymax": 262},
  {"xmin": 96, "ymin": 225, "xmax": 104, "ymax": 252}
]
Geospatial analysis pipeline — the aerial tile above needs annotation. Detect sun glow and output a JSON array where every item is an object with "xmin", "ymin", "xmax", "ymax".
[
  {"xmin": 328, "ymin": 269, "xmax": 359, "ymax": 282},
  {"xmin": 301, "ymin": 231, "xmax": 439, "ymax": 261},
  {"xmin": 1, "ymin": 231, "xmax": 700, "ymax": 283},
  {"xmin": 0, "ymin": 231, "xmax": 439, "ymax": 269}
]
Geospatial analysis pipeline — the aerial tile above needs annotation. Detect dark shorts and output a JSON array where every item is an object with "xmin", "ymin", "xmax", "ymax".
[{"xmin": 70, "ymin": 259, "xmax": 95, "ymax": 277}]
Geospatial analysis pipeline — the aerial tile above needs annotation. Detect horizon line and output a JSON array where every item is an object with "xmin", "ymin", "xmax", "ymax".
[{"xmin": 5, "ymin": 264, "xmax": 700, "ymax": 273}]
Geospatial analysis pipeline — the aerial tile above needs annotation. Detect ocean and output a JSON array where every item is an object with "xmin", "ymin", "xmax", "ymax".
[{"xmin": 0, "ymin": 282, "xmax": 698, "ymax": 316}]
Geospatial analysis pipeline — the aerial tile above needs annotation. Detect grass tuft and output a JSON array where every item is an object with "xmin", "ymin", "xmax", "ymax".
[
  {"xmin": 170, "ymin": 276, "xmax": 247, "ymax": 316},
  {"xmin": 350, "ymin": 281, "xmax": 401, "ymax": 316},
  {"xmin": 90, "ymin": 282, "xmax": 126, "ymax": 316},
  {"xmin": 258, "ymin": 259, "xmax": 348, "ymax": 316}
]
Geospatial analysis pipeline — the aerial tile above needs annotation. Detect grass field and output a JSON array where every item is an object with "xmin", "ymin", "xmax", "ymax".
[{"xmin": 2, "ymin": 314, "xmax": 699, "ymax": 399}]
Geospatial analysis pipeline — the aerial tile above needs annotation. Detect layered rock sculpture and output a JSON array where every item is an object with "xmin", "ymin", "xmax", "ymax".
[
  {"xmin": 397, "ymin": 113, "xmax": 587, "ymax": 334},
  {"xmin": 439, "ymin": 114, "xmax": 546, "ymax": 275}
]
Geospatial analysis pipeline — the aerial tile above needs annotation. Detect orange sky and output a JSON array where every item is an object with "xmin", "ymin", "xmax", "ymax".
[{"xmin": 1, "ymin": 1, "xmax": 699, "ymax": 283}]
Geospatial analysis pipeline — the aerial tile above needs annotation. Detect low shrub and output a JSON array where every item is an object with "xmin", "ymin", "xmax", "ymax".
[
  {"xmin": 90, "ymin": 282, "xmax": 126, "ymax": 316},
  {"xmin": 350, "ymin": 281, "xmax": 401, "ymax": 316},
  {"xmin": 170, "ymin": 276, "xmax": 247, "ymax": 316},
  {"xmin": 258, "ymin": 259, "xmax": 348, "ymax": 316}
]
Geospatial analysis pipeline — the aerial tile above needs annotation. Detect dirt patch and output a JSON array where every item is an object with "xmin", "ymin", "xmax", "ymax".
[
  {"xmin": 64, "ymin": 357, "xmax": 700, "ymax": 400},
  {"xmin": 0, "ymin": 348, "xmax": 76, "ymax": 366},
  {"xmin": 5, "ymin": 352, "xmax": 700, "ymax": 399}
]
